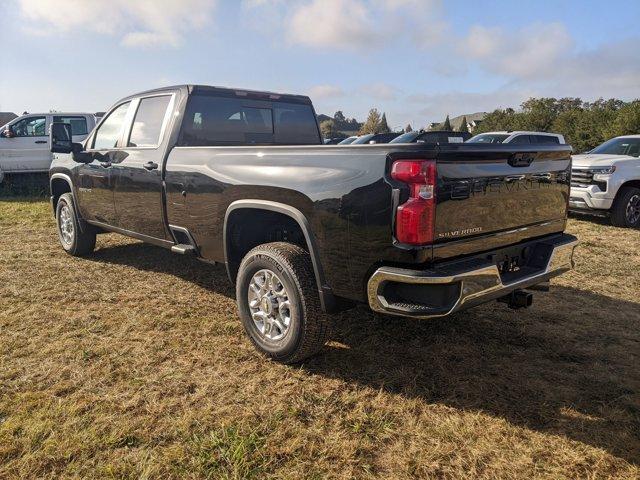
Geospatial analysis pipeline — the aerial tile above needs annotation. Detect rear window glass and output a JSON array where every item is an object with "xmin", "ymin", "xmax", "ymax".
[
  {"xmin": 179, "ymin": 95, "xmax": 320, "ymax": 146},
  {"xmin": 467, "ymin": 134, "xmax": 509, "ymax": 144},
  {"xmin": 532, "ymin": 135, "xmax": 559, "ymax": 144},
  {"xmin": 53, "ymin": 116, "xmax": 88, "ymax": 136}
]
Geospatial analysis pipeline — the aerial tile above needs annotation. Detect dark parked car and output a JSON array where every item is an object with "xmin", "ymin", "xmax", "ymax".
[
  {"xmin": 350, "ymin": 132, "xmax": 402, "ymax": 144},
  {"xmin": 49, "ymin": 84, "xmax": 577, "ymax": 363},
  {"xmin": 390, "ymin": 130, "xmax": 471, "ymax": 144}
]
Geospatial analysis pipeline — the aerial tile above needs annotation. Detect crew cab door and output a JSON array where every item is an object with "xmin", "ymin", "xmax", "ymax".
[
  {"xmin": 76, "ymin": 102, "xmax": 132, "ymax": 225},
  {"xmin": 0, "ymin": 115, "xmax": 50, "ymax": 173},
  {"xmin": 112, "ymin": 94, "xmax": 174, "ymax": 240}
]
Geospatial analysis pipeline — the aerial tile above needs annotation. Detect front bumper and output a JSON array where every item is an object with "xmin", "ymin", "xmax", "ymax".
[
  {"xmin": 367, "ymin": 233, "xmax": 578, "ymax": 319},
  {"xmin": 569, "ymin": 185, "xmax": 614, "ymax": 212}
]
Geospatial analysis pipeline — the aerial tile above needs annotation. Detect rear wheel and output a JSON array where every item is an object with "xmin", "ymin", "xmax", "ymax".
[
  {"xmin": 56, "ymin": 193, "xmax": 96, "ymax": 256},
  {"xmin": 236, "ymin": 242, "xmax": 331, "ymax": 364},
  {"xmin": 610, "ymin": 186, "xmax": 640, "ymax": 228}
]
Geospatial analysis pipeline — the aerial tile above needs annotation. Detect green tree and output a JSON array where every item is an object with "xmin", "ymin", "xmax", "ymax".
[
  {"xmin": 405, "ymin": 123, "xmax": 413, "ymax": 133},
  {"xmin": 442, "ymin": 115, "xmax": 452, "ymax": 131},
  {"xmin": 458, "ymin": 116, "xmax": 469, "ymax": 133},
  {"xmin": 319, "ymin": 119, "xmax": 338, "ymax": 139},
  {"xmin": 379, "ymin": 113, "xmax": 391, "ymax": 133},
  {"xmin": 606, "ymin": 101, "xmax": 640, "ymax": 138},
  {"xmin": 359, "ymin": 108, "xmax": 382, "ymax": 134}
]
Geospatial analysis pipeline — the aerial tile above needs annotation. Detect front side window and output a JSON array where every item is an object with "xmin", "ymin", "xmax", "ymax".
[
  {"xmin": 509, "ymin": 135, "xmax": 530, "ymax": 144},
  {"xmin": 12, "ymin": 116, "xmax": 46, "ymax": 137},
  {"xmin": 53, "ymin": 116, "xmax": 88, "ymax": 136},
  {"xmin": 93, "ymin": 102, "xmax": 130, "ymax": 150},
  {"xmin": 128, "ymin": 95, "xmax": 172, "ymax": 147}
]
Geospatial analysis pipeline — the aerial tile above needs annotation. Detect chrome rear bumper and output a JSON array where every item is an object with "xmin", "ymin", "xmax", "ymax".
[{"xmin": 367, "ymin": 234, "xmax": 578, "ymax": 319}]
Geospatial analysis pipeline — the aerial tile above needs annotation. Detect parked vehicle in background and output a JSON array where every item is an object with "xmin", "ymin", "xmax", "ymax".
[
  {"xmin": 570, "ymin": 135, "xmax": 640, "ymax": 228},
  {"xmin": 467, "ymin": 131, "xmax": 565, "ymax": 145},
  {"xmin": 390, "ymin": 130, "xmax": 471, "ymax": 144},
  {"xmin": 0, "ymin": 112, "xmax": 96, "ymax": 183},
  {"xmin": 337, "ymin": 136, "xmax": 358, "ymax": 145},
  {"xmin": 49, "ymin": 84, "xmax": 577, "ymax": 363},
  {"xmin": 350, "ymin": 132, "xmax": 401, "ymax": 144},
  {"xmin": 323, "ymin": 137, "xmax": 347, "ymax": 145}
]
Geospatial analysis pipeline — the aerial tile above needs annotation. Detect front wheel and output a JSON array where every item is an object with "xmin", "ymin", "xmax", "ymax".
[
  {"xmin": 610, "ymin": 186, "xmax": 640, "ymax": 228},
  {"xmin": 236, "ymin": 242, "xmax": 331, "ymax": 364},
  {"xmin": 56, "ymin": 193, "xmax": 96, "ymax": 256}
]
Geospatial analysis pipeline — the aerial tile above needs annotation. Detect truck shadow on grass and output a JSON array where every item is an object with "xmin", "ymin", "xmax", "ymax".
[{"xmin": 90, "ymin": 241, "xmax": 640, "ymax": 465}]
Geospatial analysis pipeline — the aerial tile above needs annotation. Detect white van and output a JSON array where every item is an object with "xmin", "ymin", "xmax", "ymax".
[{"xmin": 0, "ymin": 113, "xmax": 96, "ymax": 183}]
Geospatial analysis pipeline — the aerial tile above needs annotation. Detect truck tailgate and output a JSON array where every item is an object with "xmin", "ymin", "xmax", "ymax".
[{"xmin": 433, "ymin": 144, "xmax": 572, "ymax": 260}]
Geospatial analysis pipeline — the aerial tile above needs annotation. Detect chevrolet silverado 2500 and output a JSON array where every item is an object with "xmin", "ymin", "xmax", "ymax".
[{"xmin": 49, "ymin": 85, "xmax": 578, "ymax": 363}]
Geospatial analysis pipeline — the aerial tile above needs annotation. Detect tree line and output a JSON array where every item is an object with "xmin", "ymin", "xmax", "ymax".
[
  {"xmin": 474, "ymin": 98, "xmax": 640, "ymax": 152},
  {"xmin": 319, "ymin": 97, "xmax": 640, "ymax": 150}
]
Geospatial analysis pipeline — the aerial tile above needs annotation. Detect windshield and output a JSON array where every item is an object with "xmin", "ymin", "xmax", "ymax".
[
  {"xmin": 389, "ymin": 131, "xmax": 420, "ymax": 143},
  {"xmin": 338, "ymin": 136, "xmax": 357, "ymax": 145},
  {"xmin": 590, "ymin": 137, "xmax": 640, "ymax": 157},
  {"xmin": 467, "ymin": 133, "xmax": 510, "ymax": 144},
  {"xmin": 351, "ymin": 134, "xmax": 374, "ymax": 144}
]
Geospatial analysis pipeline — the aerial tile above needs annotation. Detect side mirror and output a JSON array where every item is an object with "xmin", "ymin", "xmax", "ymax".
[{"xmin": 50, "ymin": 122, "xmax": 73, "ymax": 153}]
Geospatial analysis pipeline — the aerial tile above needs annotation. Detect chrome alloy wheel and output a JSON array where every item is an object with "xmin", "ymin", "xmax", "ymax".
[
  {"xmin": 626, "ymin": 194, "xmax": 640, "ymax": 225},
  {"xmin": 58, "ymin": 204, "xmax": 75, "ymax": 246},
  {"xmin": 248, "ymin": 269, "xmax": 292, "ymax": 341}
]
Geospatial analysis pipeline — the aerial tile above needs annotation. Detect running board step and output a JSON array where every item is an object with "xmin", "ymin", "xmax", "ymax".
[{"xmin": 171, "ymin": 244, "xmax": 197, "ymax": 255}]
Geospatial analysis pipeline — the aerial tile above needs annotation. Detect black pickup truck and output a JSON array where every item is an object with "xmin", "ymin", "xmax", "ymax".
[{"xmin": 49, "ymin": 85, "xmax": 577, "ymax": 363}]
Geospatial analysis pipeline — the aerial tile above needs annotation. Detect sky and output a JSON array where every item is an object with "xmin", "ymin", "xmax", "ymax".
[{"xmin": 1, "ymin": 0, "xmax": 639, "ymax": 130}]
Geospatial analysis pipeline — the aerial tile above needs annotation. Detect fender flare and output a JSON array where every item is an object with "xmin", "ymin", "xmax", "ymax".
[
  {"xmin": 50, "ymin": 173, "xmax": 88, "ymax": 233},
  {"xmin": 223, "ymin": 199, "xmax": 335, "ymax": 312}
]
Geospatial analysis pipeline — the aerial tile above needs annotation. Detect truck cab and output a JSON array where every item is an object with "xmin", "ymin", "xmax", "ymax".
[{"xmin": 0, "ymin": 112, "xmax": 96, "ymax": 183}]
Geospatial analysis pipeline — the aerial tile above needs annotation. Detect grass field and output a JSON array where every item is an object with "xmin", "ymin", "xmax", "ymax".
[{"xmin": 1, "ymin": 195, "xmax": 639, "ymax": 479}]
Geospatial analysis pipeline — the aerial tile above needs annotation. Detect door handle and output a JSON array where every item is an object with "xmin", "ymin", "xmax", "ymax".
[
  {"xmin": 35, "ymin": 140, "xmax": 47, "ymax": 144},
  {"xmin": 99, "ymin": 161, "xmax": 112, "ymax": 168},
  {"xmin": 143, "ymin": 161, "xmax": 159, "ymax": 171}
]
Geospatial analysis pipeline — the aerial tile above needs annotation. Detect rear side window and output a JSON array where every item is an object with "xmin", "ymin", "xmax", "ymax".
[
  {"xmin": 532, "ymin": 135, "xmax": 559, "ymax": 144},
  {"xmin": 53, "ymin": 116, "xmax": 88, "ymax": 136},
  {"xmin": 128, "ymin": 95, "xmax": 172, "ymax": 147},
  {"xmin": 179, "ymin": 94, "xmax": 320, "ymax": 146},
  {"xmin": 510, "ymin": 135, "xmax": 530, "ymax": 144},
  {"xmin": 93, "ymin": 102, "xmax": 130, "ymax": 150}
]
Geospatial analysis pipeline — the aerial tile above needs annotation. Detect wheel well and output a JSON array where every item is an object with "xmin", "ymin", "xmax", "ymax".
[
  {"xmin": 225, "ymin": 208, "xmax": 309, "ymax": 281},
  {"xmin": 619, "ymin": 179, "xmax": 640, "ymax": 191},
  {"xmin": 51, "ymin": 178, "xmax": 72, "ymax": 212}
]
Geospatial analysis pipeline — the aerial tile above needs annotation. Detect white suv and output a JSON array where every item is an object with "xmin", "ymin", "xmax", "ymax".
[
  {"xmin": 570, "ymin": 135, "xmax": 640, "ymax": 228},
  {"xmin": 467, "ymin": 131, "xmax": 565, "ymax": 145}
]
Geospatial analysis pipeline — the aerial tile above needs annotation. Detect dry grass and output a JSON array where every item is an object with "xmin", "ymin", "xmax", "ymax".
[{"xmin": 0, "ymin": 198, "xmax": 638, "ymax": 479}]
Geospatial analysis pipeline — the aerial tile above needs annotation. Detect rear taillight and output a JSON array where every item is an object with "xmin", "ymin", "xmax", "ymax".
[{"xmin": 391, "ymin": 160, "xmax": 436, "ymax": 245}]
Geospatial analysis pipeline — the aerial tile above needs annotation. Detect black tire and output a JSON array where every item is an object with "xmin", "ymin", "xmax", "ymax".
[
  {"xmin": 56, "ymin": 193, "xmax": 96, "ymax": 256},
  {"xmin": 236, "ymin": 242, "xmax": 331, "ymax": 364},
  {"xmin": 610, "ymin": 186, "xmax": 640, "ymax": 228}
]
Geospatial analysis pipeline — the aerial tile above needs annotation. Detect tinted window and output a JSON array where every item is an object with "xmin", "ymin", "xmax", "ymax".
[
  {"xmin": 389, "ymin": 132, "xmax": 420, "ymax": 143},
  {"xmin": 351, "ymin": 134, "xmax": 375, "ymax": 144},
  {"xmin": 179, "ymin": 95, "xmax": 320, "ymax": 146},
  {"xmin": 12, "ymin": 116, "xmax": 46, "ymax": 137},
  {"xmin": 93, "ymin": 102, "xmax": 130, "ymax": 150},
  {"xmin": 532, "ymin": 135, "xmax": 559, "ymax": 144},
  {"xmin": 128, "ymin": 95, "xmax": 171, "ymax": 147},
  {"xmin": 467, "ymin": 133, "xmax": 509, "ymax": 144},
  {"xmin": 273, "ymin": 103, "xmax": 320, "ymax": 144},
  {"xmin": 53, "ymin": 116, "xmax": 88, "ymax": 136},
  {"xmin": 509, "ymin": 135, "xmax": 530, "ymax": 144}
]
